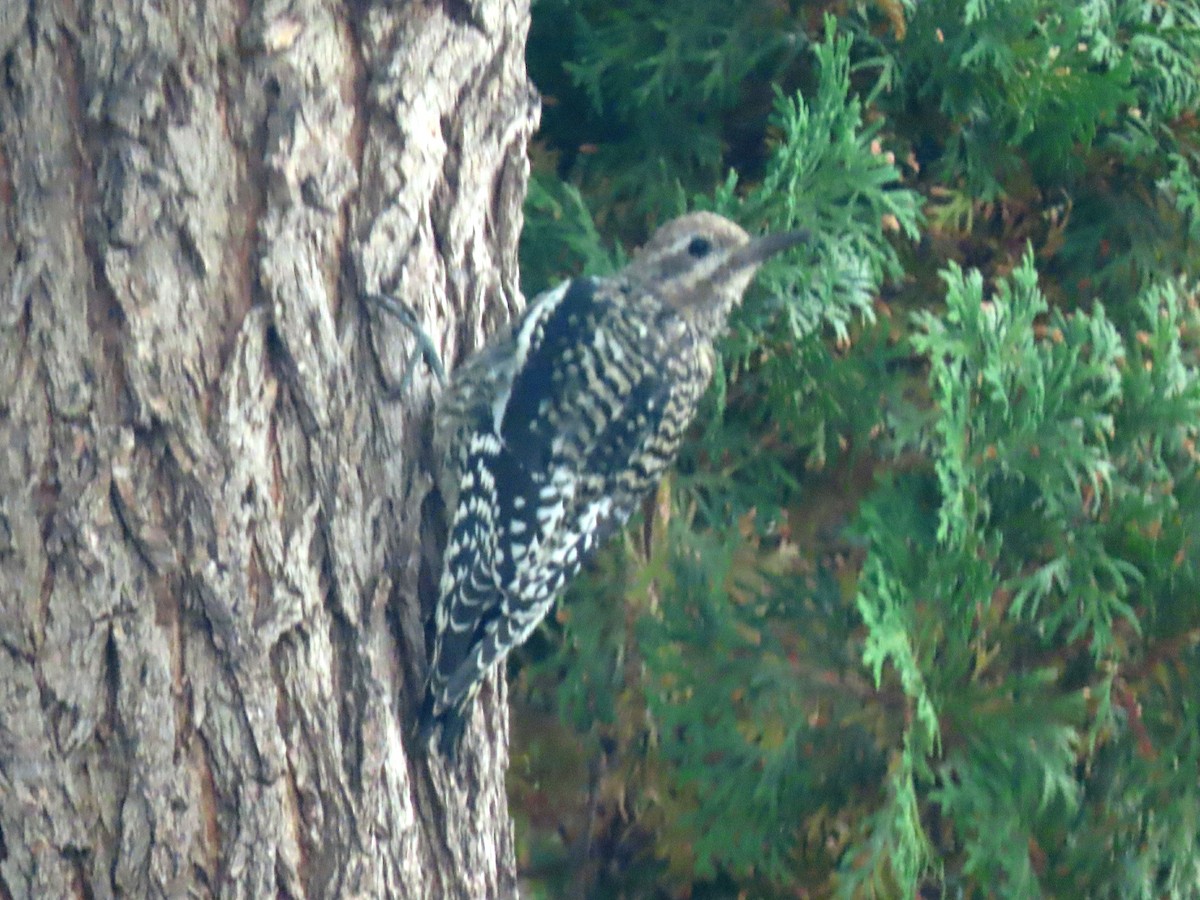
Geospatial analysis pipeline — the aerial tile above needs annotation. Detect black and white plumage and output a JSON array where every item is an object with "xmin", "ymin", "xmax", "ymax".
[{"xmin": 416, "ymin": 212, "xmax": 807, "ymax": 759}]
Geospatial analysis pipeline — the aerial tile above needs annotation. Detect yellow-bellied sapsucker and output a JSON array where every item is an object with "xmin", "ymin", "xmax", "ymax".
[{"xmin": 416, "ymin": 212, "xmax": 807, "ymax": 759}]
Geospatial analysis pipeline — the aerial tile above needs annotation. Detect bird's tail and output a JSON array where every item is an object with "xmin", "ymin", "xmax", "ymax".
[{"xmin": 414, "ymin": 688, "xmax": 469, "ymax": 763}]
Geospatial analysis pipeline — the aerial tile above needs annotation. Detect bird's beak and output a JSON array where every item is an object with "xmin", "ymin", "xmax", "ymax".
[{"xmin": 729, "ymin": 229, "xmax": 810, "ymax": 270}]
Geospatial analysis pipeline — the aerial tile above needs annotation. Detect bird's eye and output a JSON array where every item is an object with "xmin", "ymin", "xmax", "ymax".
[{"xmin": 686, "ymin": 237, "xmax": 712, "ymax": 258}]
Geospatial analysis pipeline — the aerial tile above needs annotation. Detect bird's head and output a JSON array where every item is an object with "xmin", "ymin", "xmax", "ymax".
[{"xmin": 624, "ymin": 211, "xmax": 808, "ymax": 330}]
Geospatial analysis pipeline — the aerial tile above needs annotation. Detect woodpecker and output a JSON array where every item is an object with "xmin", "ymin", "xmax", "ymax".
[{"xmin": 412, "ymin": 211, "xmax": 808, "ymax": 759}]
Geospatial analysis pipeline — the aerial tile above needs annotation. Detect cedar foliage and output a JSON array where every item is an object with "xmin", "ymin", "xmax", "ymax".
[{"xmin": 513, "ymin": 1, "xmax": 1200, "ymax": 896}]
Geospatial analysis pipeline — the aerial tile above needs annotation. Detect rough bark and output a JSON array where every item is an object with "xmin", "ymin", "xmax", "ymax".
[{"xmin": 0, "ymin": 0, "xmax": 537, "ymax": 896}]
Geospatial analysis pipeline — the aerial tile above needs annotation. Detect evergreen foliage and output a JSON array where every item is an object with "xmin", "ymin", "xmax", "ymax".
[{"xmin": 513, "ymin": 1, "xmax": 1200, "ymax": 896}]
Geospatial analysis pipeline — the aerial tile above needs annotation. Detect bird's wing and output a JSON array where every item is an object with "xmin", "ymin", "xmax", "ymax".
[
  {"xmin": 428, "ymin": 277, "xmax": 604, "ymax": 709},
  {"xmin": 496, "ymin": 278, "xmax": 683, "ymax": 607}
]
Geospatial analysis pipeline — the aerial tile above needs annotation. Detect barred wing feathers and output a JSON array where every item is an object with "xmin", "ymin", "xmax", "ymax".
[{"xmin": 419, "ymin": 277, "xmax": 694, "ymax": 755}]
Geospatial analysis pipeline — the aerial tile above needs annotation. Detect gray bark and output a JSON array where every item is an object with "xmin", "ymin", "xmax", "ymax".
[{"xmin": 0, "ymin": 0, "xmax": 538, "ymax": 896}]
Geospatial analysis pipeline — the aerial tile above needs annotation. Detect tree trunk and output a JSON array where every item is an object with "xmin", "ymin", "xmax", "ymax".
[{"xmin": 0, "ymin": 0, "xmax": 537, "ymax": 896}]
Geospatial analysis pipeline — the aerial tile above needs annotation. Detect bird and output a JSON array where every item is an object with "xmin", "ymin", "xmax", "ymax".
[{"xmin": 409, "ymin": 211, "xmax": 808, "ymax": 760}]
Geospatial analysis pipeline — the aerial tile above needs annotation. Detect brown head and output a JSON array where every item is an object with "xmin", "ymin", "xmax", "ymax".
[{"xmin": 623, "ymin": 211, "xmax": 808, "ymax": 333}]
